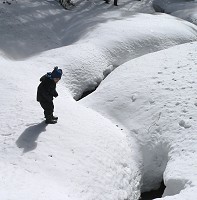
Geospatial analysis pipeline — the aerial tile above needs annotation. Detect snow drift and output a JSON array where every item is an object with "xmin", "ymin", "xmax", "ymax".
[
  {"xmin": 1, "ymin": 0, "xmax": 197, "ymax": 200},
  {"xmin": 81, "ymin": 41, "xmax": 197, "ymax": 199},
  {"xmin": 35, "ymin": 13, "xmax": 197, "ymax": 100}
]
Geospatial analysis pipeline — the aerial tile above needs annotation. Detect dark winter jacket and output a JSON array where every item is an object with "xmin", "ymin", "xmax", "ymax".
[{"xmin": 37, "ymin": 73, "xmax": 58, "ymax": 102}]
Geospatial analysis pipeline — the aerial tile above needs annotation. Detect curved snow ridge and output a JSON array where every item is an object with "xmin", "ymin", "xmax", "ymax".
[
  {"xmin": 81, "ymin": 41, "xmax": 197, "ymax": 199},
  {"xmin": 38, "ymin": 13, "xmax": 197, "ymax": 100},
  {"xmin": 80, "ymin": 13, "xmax": 197, "ymax": 66},
  {"xmin": 0, "ymin": 60, "xmax": 142, "ymax": 200},
  {"xmin": 34, "ymin": 42, "xmax": 111, "ymax": 100}
]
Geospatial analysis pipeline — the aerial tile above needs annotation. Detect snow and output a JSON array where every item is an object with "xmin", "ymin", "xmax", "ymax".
[
  {"xmin": 1, "ymin": 60, "xmax": 141, "ymax": 200},
  {"xmin": 81, "ymin": 41, "xmax": 197, "ymax": 199},
  {"xmin": 0, "ymin": 0, "xmax": 197, "ymax": 200},
  {"xmin": 33, "ymin": 13, "xmax": 197, "ymax": 99},
  {"xmin": 153, "ymin": 0, "xmax": 197, "ymax": 25}
]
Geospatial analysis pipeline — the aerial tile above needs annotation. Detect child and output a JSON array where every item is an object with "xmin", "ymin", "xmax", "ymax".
[{"xmin": 37, "ymin": 67, "xmax": 62, "ymax": 124}]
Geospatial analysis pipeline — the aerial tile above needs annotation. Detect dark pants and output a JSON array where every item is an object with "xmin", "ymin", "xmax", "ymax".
[{"xmin": 40, "ymin": 101, "xmax": 54, "ymax": 120}]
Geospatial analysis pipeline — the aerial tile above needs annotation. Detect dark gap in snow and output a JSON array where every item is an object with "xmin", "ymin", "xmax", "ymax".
[
  {"xmin": 77, "ymin": 65, "xmax": 116, "ymax": 101},
  {"xmin": 140, "ymin": 180, "xmax": 166, "ymax": 200},
  {"xmin": 78, "ymin": 87, "xmax": 97, "ymax": 100},
  {"xmin": 152, "ymin": 3, "xmax": 165, "ymax": 13},
  {"xmin": 137, "ymin": 140, "xmax": 169, "ymax": 200}
]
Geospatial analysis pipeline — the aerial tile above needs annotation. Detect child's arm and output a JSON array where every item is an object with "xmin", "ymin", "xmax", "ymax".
[{"xmin": 53, "ymin": 90, "xmax": 58, "ymax": 98}]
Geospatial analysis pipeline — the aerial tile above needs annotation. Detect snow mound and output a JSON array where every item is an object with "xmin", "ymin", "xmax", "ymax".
[
  {"xmin": 34, "ymin": 13, "xmax": 197, "ymax": 100},
  {"xmin": 0, "ymin": 0, "xmax": 153, "ymax": 60},
  {"xmin": 1, "ymin": 1, "xmax": 197, "ymax": 200},
  {"xmin": 153, "ymin": 0, "xmax": 197, "ymax": 25},
  {"xmin": 0, "ymin": 60, "xmax": 141, "ymax": 200},
  {"xmin": 81, "ymin": 41, "xmax": 197, "ymax": 199}
]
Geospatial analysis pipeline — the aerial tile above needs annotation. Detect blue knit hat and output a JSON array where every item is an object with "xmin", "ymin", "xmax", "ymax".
[{"xmin": 51, "ymin": 67, "xmax": 62, "ymax": 79}]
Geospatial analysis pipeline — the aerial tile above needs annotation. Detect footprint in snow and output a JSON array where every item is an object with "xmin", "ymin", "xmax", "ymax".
[
  {"xmin": 164, "ymin": 88, "xmax": 174, "ymax": 91},
  {"xmin": 179, "ymin": 120, "xmax": 191, "ymax": 129},
  {"xmin": 149, "ymin": 99, "xmax": 155, "ymax": 104},
  {"xmin": 182, "ymin": 109, "xmax": 188, "ymax": 113},
  {"xmin": 188, "ymin": 81, "xmax": 195, "ymax": 84},
  {"xmin": 151, "ymin": 76, "xmax": 158, "ymax": 79},
  {"xmin": 131, "ymin": 95, "xmax": 137, "ymax": 102}
]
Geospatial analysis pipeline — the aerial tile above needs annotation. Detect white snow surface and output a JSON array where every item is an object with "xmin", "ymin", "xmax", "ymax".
[
  {"xmin": 0, "ymin": 60, "xmax": 140, "ymax": 200},
  {"xmin": 81, "ymin": 42, "xmax": 197, "ymax": 199},
  {"xmin": 35, "ymin": 13, "xmax": 197, "ymax": 99},
  {"xmin": 1, "ymin": 0, "xmax": 197, "ymax": 200}
]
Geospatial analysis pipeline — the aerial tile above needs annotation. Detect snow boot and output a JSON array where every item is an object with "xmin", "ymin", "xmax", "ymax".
[
  {"xmin": 45, "ymin": 119, "xmax": 57, "ymax": 124},
  {"xmin": 52, "ymin": 115, "xmax": 58, "ymax": 120}
]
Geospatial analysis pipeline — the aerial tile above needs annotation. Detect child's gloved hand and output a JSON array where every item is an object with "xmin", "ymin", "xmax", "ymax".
[{"xmin": 54, "ymin": 91, "xmax": 58, "ymax": 98}]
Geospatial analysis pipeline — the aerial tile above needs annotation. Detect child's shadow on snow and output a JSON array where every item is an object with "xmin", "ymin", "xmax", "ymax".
[{"xmin": 16, "ymin": 121, "xmax": 47, "ymax": 153}]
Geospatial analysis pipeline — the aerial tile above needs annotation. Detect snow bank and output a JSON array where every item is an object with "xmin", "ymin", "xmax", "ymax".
[
  {"xmin": 1, "ymin": 0, "xmax": 197, "ymax": 100},
  {"xmin": 0, "ymin": 59, "xmax": 141, "ymax": 200},
  {"xmin": 35, "ymin": 13, "xmax": 197, "ymax": 100},
  {"xmin": 81, "ymin": 41, "xmax": 197, "ymax": 199},
  {"xmin": 1, "ymin": 1, "xmax": 197, "ymax": 200},
  {"xmin": 0, "ymin": 0, "xmax": 153, "ymax": 60}
]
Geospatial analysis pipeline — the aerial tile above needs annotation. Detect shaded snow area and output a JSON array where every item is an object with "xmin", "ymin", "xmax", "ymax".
[
  {"xmin": 0, "ymin": 0, "xmax": 197, "ymax": 200},
  {"xmin": 0, "ymin": 0, "xmax": 154, "ymax": 60},
  {"xmin": 153, "ymin": 0, "xmax": 197, "ymax": 25},
  {"xmin": 81, "ymin": 42, "xmax": 197, "ymax": 199}
]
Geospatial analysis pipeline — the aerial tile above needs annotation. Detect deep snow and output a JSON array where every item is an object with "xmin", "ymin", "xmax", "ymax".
[
  {"xmin": 0, "ymin": 0, "xmax": 197, "ymax": 200},
  {"xmin": 81, "ymin": 41, "xmax": 197, "ymax": 199},
  {"xmin": 33, "ymin": 13, "xmax": 197, "ymax": 100}
]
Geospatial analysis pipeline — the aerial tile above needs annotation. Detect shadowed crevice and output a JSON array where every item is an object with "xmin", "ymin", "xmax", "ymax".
[
  {"xmin": 140, "ymin": 180, "xmax": 166, "ymax": 200},
  {"xmin": 77, "ymin": 65, "xmax": 116, "ymax": 101}
]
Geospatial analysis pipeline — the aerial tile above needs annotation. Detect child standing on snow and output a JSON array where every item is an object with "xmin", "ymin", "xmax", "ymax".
[{"xmin": 37, "ymin": 67, "xmax": 62, "ymax": 124}]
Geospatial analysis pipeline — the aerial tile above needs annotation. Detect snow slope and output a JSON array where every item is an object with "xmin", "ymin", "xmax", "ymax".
[
  {"xmin": 34, "ymin": 13, "xmax": 197, "ymax": 100},
  {"xmin": 0, "ymin": 59, "xmax": 141, "ymax": 200},
  {"xmin": 1, "ymin": 0, "xmax": 197, "ymax": 200},
  {"xmin": 81, "ymin": 41, "xmax": 197, "ymax": 199},
  {"xmin": 153, "ymin": 0, "xmax": 197, "ymax": 25},
  {"xmin": 0, "ymin": 0, "xmax": 154, "ymax": 60}
]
